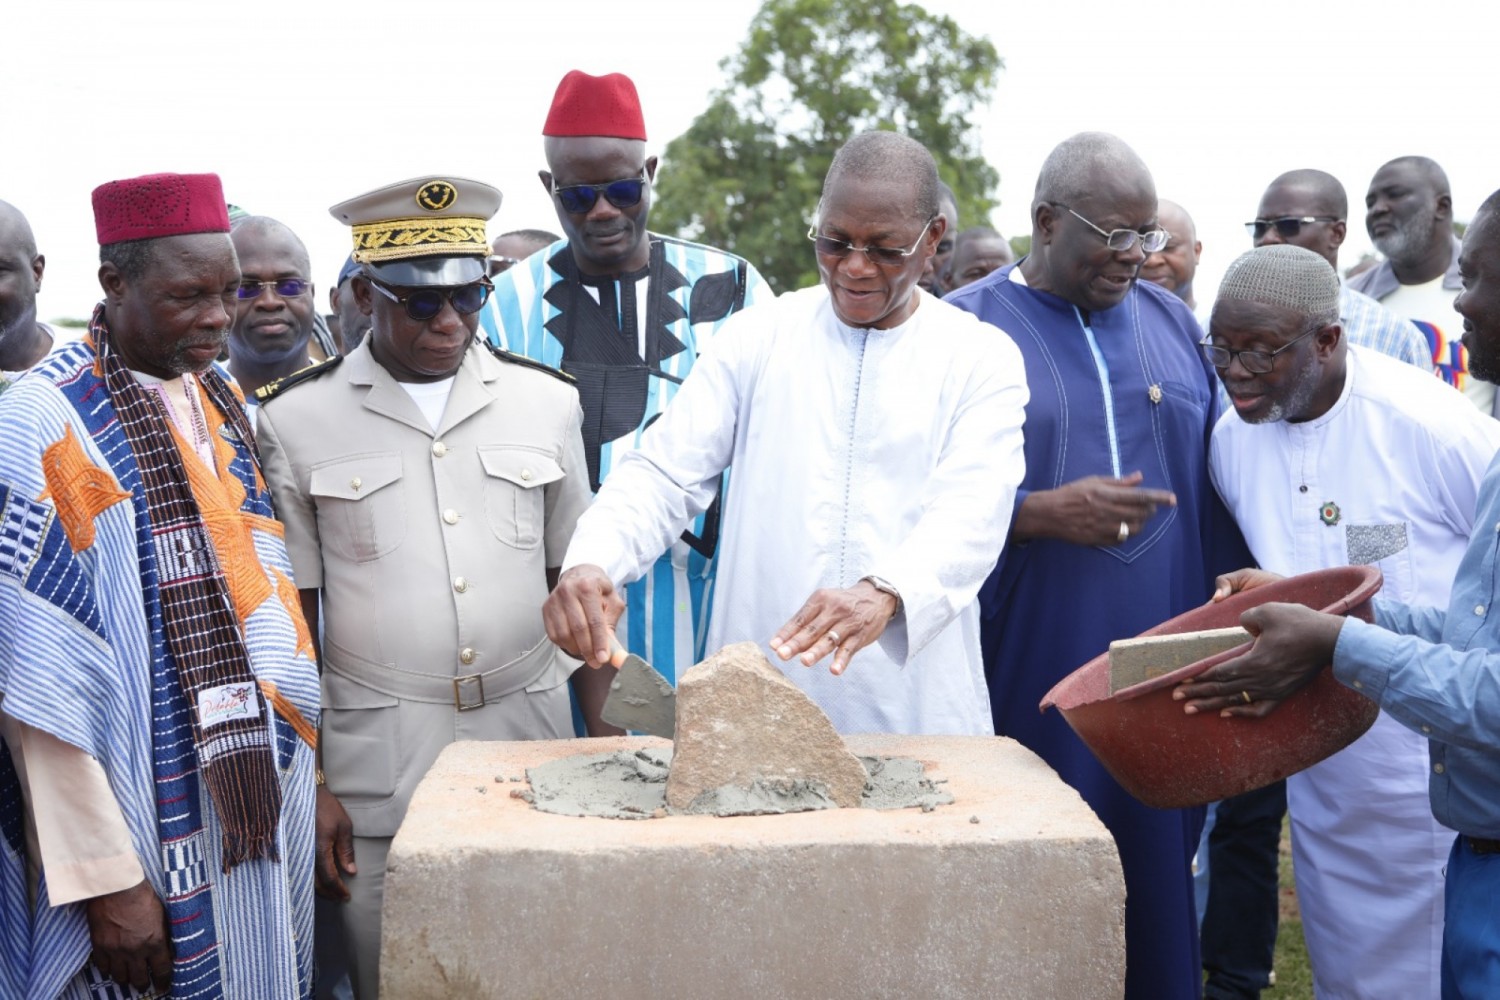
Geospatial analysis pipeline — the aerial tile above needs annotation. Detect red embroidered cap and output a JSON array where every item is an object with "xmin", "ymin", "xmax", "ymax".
[
  {"xmin": 542, "ymin": 70, "xmax": 646, "ymax": 141},
  {"xmin": 91, "ymin": 173, "xmax": 231, "ymax": 246}
]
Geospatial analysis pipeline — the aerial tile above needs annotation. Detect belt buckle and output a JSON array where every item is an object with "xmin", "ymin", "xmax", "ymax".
[{"xmin": 453, "ymin": 674, "xmax": 485, "ymax": 711}]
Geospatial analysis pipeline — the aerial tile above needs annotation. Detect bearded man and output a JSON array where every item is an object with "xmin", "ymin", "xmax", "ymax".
[{"xmin": 1206, "ymin": 244, "xmax": 1499, "ymax": 999}]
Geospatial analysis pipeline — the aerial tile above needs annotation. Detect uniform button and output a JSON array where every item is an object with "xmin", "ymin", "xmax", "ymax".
[
  {"xmin": 459, "ymin": 647, "xmax": 476, "ymax": 665},
  {"xmin": 432, "ymin": 442, "xmax": 448, "ymax": 458},
  {"xmin": 1352, "ymin": 680, "xmax": 1363, "ymax": 690},
  {"xmin": 454, "ymin": 576, "xmax": 468, "ymax": 593},
  {"xmin": 1434, "ymin": 762, "xmax": 1445, "ymax": 775},
  {"xmin": 521, "ymin": 469, "xmax": 533, "ymax": 481},
  {"xmin": 1421, "ymin": 724, "xmax": 1432, "ymax": 734},
  {"xmin": 1494, "ymin": 521, "xmax": 1500, "ymax": 532},
  {"xmin": 350, "ymin": 477, "xmax": 363, "ymax": 491},
  {"xmin": 442, "ymin": 509, "xmax": 459, "ymax": 525},
  {"xmin": 1299, "ymin": 485, "xmax": 1308, "ymax": 494},
  {"xmin": 1477, "ymin": 605, "xmax": 1487, "ymax": 616}
]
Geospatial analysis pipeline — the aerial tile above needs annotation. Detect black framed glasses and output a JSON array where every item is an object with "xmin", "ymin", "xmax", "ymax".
[
  {"xmin": 806, "ymin": 217, "xmax": 936, "ymax": 268},
  {"xmin": 1245, "ymin": 216, "xmax": 1342, "ymax": 239},
  {"xmin": 1057, "ymin": 204, "xmax": 1169, "ymax": 253},
  {"xmin": 237, "ymin": 278, "xmax": 311, "ymax": 300},
  {"xmin": 551, "ymin": 172, "xmax": 649, "ymax": 215},
  {"xmin": 1200, "ymin": 325, "xmax": 1321, "ymax": 374},
  {"xmin": 368, "ymin": 278, "xmax": 493, "ymax": 322}
]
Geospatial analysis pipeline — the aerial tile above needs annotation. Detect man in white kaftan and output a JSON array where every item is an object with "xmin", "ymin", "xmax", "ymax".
[
  {"xmin": 544, "ymin": 131, "xmax": 1028, "ymax": 735},
  {"xmin": 1206, "ymin": 245, "xmax": 1500, "ymax": 999}
]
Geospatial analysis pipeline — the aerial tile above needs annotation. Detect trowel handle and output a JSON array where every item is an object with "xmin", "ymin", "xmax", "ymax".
[{"xmin": 607, "ymin": 635, "xmax": 628, "ymax": 669}]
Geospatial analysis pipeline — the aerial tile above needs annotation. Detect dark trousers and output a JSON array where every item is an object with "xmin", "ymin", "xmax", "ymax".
[{"xmin": 1201, "ymin": 780, "xmax": 1286, "ymax": 1000}]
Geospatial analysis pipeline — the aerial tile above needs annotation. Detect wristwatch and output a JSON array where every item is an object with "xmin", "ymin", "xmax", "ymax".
[{"xmin": 860, "ymin": 575, "xmax": 903, "ymax": 618}]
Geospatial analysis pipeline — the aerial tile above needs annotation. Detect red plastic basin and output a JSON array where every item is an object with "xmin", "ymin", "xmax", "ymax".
[{"xmin": 1039, "ymin": 565, "xmax": 1382, "ymax": 809}]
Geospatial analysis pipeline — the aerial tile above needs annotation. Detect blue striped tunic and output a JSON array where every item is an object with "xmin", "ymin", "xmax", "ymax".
[
  {"xmin": 479, "ymin": 235, "xmax": 769, "ymax": 685},
  {"xmin": 0, "ymin": 343, "xmax": 317, "ymax": 999}
]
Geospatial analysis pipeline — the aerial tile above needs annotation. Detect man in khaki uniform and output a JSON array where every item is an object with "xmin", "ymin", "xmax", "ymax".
[{"xmin": 256, "ymin": 176, "xmax": 595, "ymax": 998}]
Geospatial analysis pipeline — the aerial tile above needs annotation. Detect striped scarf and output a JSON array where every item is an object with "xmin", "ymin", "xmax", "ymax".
[{"xmin": 90, "ymin": 306, "xmax": 281, "ymax": 870}]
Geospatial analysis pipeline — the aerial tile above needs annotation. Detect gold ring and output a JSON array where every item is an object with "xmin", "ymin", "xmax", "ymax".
[
  {"xmin": 1241, "ymin": 690, "xmax": 1252, "ymax": 705},
  {"xmin": 828, "ymin": 630, "xmax": 842, "ymax": 645}
]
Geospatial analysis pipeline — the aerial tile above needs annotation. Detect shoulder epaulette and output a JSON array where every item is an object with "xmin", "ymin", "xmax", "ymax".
[
  {"xmin": 484, "ymin": 343, "xmax": 576, "ymax": 385},
  {"xmin": 255, "ymin": 355, "xmax": 344, "ymax": 403}
]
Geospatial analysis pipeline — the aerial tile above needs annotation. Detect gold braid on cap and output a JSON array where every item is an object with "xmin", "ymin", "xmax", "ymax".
[{"xmin": 351, "ymin": 217, "xmax": 489, "ymax": 263}]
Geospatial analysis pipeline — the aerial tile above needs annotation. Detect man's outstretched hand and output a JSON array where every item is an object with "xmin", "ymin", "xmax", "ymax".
[
  {"xmin": 544, "ymin": 565, "xmax": 626, "ymax": 668},
  {"xmin": 1173, "ymin": 602, "xmax": 1345, "ymax": 717}
]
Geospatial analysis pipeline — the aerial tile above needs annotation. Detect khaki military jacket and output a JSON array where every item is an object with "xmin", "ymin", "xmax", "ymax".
[{"xmin": 257, "ymin": 340, "xmax": 590, "ymax": 836}]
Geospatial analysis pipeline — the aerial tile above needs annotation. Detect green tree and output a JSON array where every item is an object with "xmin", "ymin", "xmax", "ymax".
[{"xmin": 654, "ymin": 0, "xmax": 1001, "ymax": 293}]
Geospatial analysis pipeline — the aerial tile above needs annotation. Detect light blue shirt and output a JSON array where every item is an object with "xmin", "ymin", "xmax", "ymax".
[
  {"xmin": 1338, "ymin": 285, "xmax": 1432, "ymax": 370},
  {"xmin": 1333, "ymin": 451, "xmax": 1500, "ymax": 838}
]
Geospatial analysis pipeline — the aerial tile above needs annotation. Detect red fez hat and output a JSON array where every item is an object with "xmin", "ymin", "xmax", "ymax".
[
  {"xmin": 91, "ymin": 172, "xmax": 231, "ymax": 246},
  {"xmin": 542, "ymin": 70, "xmax": 646, "ymax": 141}
]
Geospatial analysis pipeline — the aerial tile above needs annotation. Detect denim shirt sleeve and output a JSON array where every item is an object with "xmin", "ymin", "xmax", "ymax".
[{"xmin": 1334, "ymin": 611, "xmax": 1500, "ymax": 753}]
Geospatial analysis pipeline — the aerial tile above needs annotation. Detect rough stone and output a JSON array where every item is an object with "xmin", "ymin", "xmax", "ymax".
[
  {"xmin": 381, "ymin": 735, "xmax": 1126, "ymax": 1000},
  {"xmin": 665, "ymin": 641, "xmax": 869, "ymax": 811},
  {"xmin": 1108, "ymin": 625, "xmax": 1251, "ymax": 692}
]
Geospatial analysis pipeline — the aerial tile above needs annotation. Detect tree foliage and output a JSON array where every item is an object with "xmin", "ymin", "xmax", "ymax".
[{"xmin": 653, "ymin": 0, "xmax": 1001, "ymax": 293}]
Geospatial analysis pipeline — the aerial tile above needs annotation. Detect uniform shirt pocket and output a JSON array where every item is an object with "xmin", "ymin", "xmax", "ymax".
[
  {"xmin": 478, "ymin": 445, "xmax": 563, "ymax": 549},
  {"xmin": 320, "ymin": 667, "xmax": 400, "ymax": 802},
  {"xmin": 309, "ymin": 453, "xmax": 406, "ymax": 563}
]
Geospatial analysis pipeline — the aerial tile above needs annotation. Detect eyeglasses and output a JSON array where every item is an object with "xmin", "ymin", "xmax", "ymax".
[
  {"xmin": 551, "ymin": 172, "xmax": 649, "ymax": 215},
  {"xmin": 806, "ymin": 218, "xmax": 936, "ymax": 268},
  {"xmin": 367, "ymin": 278, "xmax": 493, "ymax": 322},
  {"xmin": 1057, "ymin": 204, "xmax": 1170, "ymax": 253},
  {"xmin": 236, "ymin": 278, "xmax": 310, "ymax": 300},
  {"xmin": 1200, "ymin": 325, "xmax": 1321, "ymax": 374},
  {"xmin": 1244, "ymin": 216, "xmax": 1342, "ymax": 239}
]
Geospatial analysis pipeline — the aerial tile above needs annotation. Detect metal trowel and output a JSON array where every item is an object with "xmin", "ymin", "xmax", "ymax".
[{"xmin": 600, "ymin": 636, "xmax": 677, "ymax": 739}]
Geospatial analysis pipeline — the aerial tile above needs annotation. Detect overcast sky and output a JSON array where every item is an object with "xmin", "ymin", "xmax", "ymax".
[{"xmin": 4, "ymin": 0, "xmax": 1494, "ymax": 323}]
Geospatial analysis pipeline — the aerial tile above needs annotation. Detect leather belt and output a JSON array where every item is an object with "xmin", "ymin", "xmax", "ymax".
[
  {"xmin": 1466, "ymin": 837, "xmax": 1500, "ymax": 856},
  {"xmin": 323, "ymin": 636, "xmax": 562, "ymax": 711}
]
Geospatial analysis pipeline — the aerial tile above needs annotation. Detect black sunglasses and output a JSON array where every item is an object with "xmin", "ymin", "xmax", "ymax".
[
  {"xmin": 367, "ymin": 277, "xmax": 493, "ymax": 322},
  {"xmin": 1245, "ymin": 216, "xmax": 1341, "ymax": 240},
  {"xmin": 551, "ymin": 173, "xmax": 648, "ymax": 215},
  {"xmin": 237, "ymin": 278, "xmax": 310, "ymax": 300}
]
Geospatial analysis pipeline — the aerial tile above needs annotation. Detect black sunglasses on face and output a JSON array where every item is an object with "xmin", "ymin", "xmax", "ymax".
[
  {"xmin": 367, "ymin": 278, "xmax": 493, "ymax": 322},
  {"xmin": 1245, "ymin": 216, "xmax": 1342, "ymax": 239},
  {"xmin": 237, "ymin": 278, "xmax": 311, "ymax": 300},
  {"xmin": 551, "ymin": 173, "xmax": 648, "ymax": 215}
]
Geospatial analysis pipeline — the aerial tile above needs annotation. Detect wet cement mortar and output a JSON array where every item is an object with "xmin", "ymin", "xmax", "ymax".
[{"xmin": 516, "ymin": 748, "xmax": 955, "ymax": 820}]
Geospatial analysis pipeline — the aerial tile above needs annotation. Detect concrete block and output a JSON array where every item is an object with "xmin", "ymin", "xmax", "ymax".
[
  {"xmin": 1108, "ymin": 625, "xmax": 1251, "ymax": 693},
  {"xmin": 382, "ymin": 735, "xmax": 1125, "ymax": 1000},
  {"xmin": 666, "ymin": 641, "xmax": 868, "ymax": 811}
]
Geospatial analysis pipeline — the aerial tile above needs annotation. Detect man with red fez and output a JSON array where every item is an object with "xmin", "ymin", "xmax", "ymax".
[
  {"xmin": 0, "ymin": 173, "xmax": 320, "ymax": 998},
  {"xmin": 480, "ymin": 69, "xmax": 770, "ymax": 702},
  {"xmin": 257, "ymin": 175, "xmax": 594, "ymax": 999}
]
